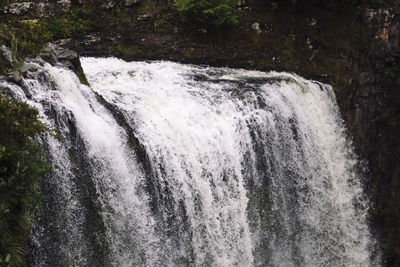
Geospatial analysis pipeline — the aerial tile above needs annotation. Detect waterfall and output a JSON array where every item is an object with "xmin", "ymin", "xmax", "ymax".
[{"xmin": 1, "ymin": 57, "xmax": 378, "ymax": 266}]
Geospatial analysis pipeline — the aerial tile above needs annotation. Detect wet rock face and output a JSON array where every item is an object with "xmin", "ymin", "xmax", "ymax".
[
  {"xmin": 342, "ymin": 9, "xmax": 400, "ymax": 265},
  {"xmin": 349, "ymin": 9, "xmax": 400, "ymax": 164},
  {"xmin": 39, "ymin": 43, "xmax": 77, "ymax": 66},
  {"xmin": 1, "ymin": 0, "xmax": 71, "ymax": 17},
  {"xmin": 35, "ymin": 43, "xmax": 88, "ymax": 85},
  {"xmin": 388, "ymin": 17, "xmax": 400, "ymax": 50}
]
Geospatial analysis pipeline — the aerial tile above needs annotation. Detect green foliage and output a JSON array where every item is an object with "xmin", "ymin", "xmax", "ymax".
[
  {"xmin": 0, "ymin": 94, "xmax": 49, "ymax": 266},
  {"xmin": 0, "ymin": 253, "xmax": 12, "ymax": 267},
  {"xmin": 76, "ymin": 68, "xmax": 90, "ymax": 86},
  {"xmin": 0, "ymin": 22, "xmax": 51, "ymax": 75},
  {"xmin": 176, "ymin": 0, "xmax": 239, "ymax": 29},
  {"xmin": 0, "ymin": 50, "xmax": 13, "ymax": 77},
  {"xmin": 40, "ymin": 8, "xmax": 93, "ymax": 39}
]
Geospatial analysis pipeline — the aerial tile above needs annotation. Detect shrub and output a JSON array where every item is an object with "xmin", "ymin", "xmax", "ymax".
[
  {"xmin": 0, "ymin": 22, "xmax": 51, "ymax": 74},
  {"xmin": 175, "ymin": 0, "xmax": 239, "ymax": 29},
  {"xmin": 40, "ymin": 8, "xmax": 93, "ymax": 39},
  {"xmin": 0, "ymin": 94, "xmax": 49, "ymax": 266}
]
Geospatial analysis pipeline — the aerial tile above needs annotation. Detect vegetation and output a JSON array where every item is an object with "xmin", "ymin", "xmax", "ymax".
[
  {"xmin": 0, "ymin": 6, "xmax": 94, "ymax": 76},
  {"xmin": 175, "ymin": 0, "xmax": 239, "ymax": 28},
  {"xmin": 286, "ymin": 0, "xmax": 387, "ymax": 8},
  {"xmin": 0, "ymin": 94, "xmax": 49, "ymax": 266},
  {"xmin": 0, "ymin": 22, "xmax": 51, "ymax": 76},
  {"xmin": 40, "ymin": 7, "xmax": 94, "ymax": 40}
]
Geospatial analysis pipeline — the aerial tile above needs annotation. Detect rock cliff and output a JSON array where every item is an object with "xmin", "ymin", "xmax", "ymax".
[{"xmin": 0, "ymin": 0, "xmax": 399, "ymax": 265}]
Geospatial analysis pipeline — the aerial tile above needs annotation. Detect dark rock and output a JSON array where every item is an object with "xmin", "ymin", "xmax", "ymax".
[
  {"xmin": 34, "ymin": 0, "xmax": 71, "ymax": 18},
  {"xmin": 388, "ymin": 18, "xmax": 400, "ymax": 50},
  {"xmin": 39, "ymin": 44, "xmax": 89, "ymax": 85},
  {"xmin": 358, "ymin": 72, "xmax": 374, "ymax": 86}
]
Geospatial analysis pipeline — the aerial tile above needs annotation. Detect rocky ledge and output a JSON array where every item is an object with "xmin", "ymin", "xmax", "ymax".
[{"xmin": 0, "ymin": 0, "xmax": 399, "ymax": 265}]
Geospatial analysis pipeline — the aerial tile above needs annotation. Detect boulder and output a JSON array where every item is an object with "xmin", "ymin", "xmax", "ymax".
[
  {"xmin": 34, "ymin": 0, "xmax": 71, "ymax": 18},
  {"xmin": 124, "ymin": 0, "xmax": 140, "ymax": 7},
  {"xmin": 39, "ymin": 43, "xmax": 89, "ymax": 85},
  {"xmin": 252, "ymin": 22, "xmax": 261, "ymax": 34},
  {"xmin": 101, "ymin": 0, "xmax": 116, "ymax": 10},
  {"xmin": 3, "ymin": 2, "xmax": 33, "ymax": 15}
]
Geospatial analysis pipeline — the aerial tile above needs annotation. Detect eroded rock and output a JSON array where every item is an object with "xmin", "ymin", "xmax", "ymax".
[
  {"xmin": 124, "ymin": 0, "xmax": 140, "ymax": 7},
  {"xmin": 3, "ymin": 2, "xmax": 33, "ymax": 15},
  {"xmin": 252, "ymin": 22, "xmax": 261, "ymax": 34}
]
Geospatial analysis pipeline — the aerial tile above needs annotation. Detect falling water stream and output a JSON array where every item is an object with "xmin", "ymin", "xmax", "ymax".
[{"xmin": 1, "ymin": 57, "xmax": 378, "ymax": 266}]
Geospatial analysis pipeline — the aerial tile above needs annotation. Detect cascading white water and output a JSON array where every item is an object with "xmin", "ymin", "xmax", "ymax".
[{"xmin": 1, "ymin": 57, "xmax": 378, "ymax": 266}]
